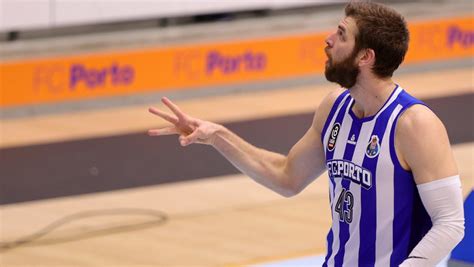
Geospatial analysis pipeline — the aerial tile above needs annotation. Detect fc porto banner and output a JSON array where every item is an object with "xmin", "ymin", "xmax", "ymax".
[{"xmin": 0, "ymin": 16, "xmax": 472, "ymax": 107}]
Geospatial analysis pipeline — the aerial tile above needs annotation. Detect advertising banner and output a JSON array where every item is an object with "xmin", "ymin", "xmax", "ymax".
[{"xmin": 0, "ymin": 16, "xmax": 472, "ymax": 107}]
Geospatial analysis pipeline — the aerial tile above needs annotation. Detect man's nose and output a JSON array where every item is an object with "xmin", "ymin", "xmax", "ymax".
[{"xmin": 325, "ymin": 34, "xmax": 334, "ymax": 47}]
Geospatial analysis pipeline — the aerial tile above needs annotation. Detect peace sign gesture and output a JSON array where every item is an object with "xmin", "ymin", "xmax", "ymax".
[{"xmin": 148, "ymin": 97, "xmax": 221, "ymax": 146}]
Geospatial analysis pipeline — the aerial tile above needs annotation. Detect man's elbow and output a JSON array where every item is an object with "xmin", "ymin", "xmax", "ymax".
[
  {"xmin": 279, "ymin": 190, "xmax": 297, "ymax": 198},
  {"xmin": 436, "ymin": 217, "xmax": 465, "ymax": 248},
  {"xmin": 278, "ymin": 187, "xmax": 301, "ymax": 198},
  {"xmin": 277, "ymin": 178, "xmax": 306, "ymax": 198},
  {"xmin": 451, "ymin": 219, "xmax": 465, "ymax": 245}
]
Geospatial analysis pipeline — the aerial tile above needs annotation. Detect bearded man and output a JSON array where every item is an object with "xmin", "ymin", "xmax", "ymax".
[{"xmin": 148, "ymin": 2, "xmax": 465, "ymax": 266}]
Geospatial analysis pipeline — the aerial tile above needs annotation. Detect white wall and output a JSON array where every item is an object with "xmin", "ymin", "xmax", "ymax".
[
  {"xmin": 0, "ymin": 0, "xmax": 341, "ymax": 32},
  {"xmin": 0, "ymin": 0, "xmax": 51, "ymax": 30}
]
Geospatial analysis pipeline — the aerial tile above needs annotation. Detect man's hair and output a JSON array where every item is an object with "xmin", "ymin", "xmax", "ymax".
[{"xmin": 345, "ymin": 1, "xmax": 409, "ymax": 78}]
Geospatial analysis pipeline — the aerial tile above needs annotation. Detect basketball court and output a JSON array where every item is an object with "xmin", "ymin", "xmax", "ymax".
[{"xmin": 0, "ymin": 1, "xmax": 473, "ymax": 266}]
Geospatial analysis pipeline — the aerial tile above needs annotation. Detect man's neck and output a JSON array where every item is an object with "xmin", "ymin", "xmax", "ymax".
[{"xmin": 349, "ymin": 77, "xmax": 396, "ymax": 119}]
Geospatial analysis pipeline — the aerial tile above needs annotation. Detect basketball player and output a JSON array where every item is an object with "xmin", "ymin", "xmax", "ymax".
[{"xmin": 148, "ymin": 2, "xmax": 464, "ymax": 266}]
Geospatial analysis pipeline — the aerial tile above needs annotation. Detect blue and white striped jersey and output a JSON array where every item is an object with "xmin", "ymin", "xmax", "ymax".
[{"xmin": 321, "ymin": 86, "xmax": 432, "ymax": 267}]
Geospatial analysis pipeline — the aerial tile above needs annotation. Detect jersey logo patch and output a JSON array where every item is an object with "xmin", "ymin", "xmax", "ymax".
[
  {"xmin": 327, "ymin": 123, "xmax": 341, "ymax": 151},
  {"xmin": 347, "ymin": 134, "xmax": 357, "ymax": 145},
  {"xmin": 366, "ymin": 135, "xmax": 380, "ymax": 158}
]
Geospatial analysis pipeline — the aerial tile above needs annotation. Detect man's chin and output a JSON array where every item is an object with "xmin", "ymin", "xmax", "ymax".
[
  {"xmin": 324, "ymin": 74, "xmax": 353, "ymax": 89},
  {"xmin": 324, "ymin": 66, "xmax": 332, "ymax": 80},
  {"xmin": 324, "ymin": 69, "xmax": 335, "ymax": 84}
]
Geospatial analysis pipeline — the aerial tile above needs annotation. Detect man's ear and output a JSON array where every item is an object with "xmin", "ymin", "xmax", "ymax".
[{"xmin": 358, "ymin": 48, "xmax": 375, "ymax": 67}]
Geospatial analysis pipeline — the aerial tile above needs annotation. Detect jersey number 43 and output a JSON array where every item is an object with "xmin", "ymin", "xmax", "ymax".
[{"xmin": 335, "ymin": 188, "xmax": 354, "ymax": 223}]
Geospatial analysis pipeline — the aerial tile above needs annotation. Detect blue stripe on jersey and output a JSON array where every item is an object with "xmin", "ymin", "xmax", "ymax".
[
  {"xmin": 357, "ymin": 99, "xmax": 400, "ymax": 267},
  {"xmin": 321, "ymin": 90, "xmax": 350, "ymax": 144},
  {"xmin": 333, "ymin": 117, "xmax": 363, "ymax": 266},
  {"xmin": 390, "ymin": 159, "xmax": 414, "ymax": 266},
  {"xmin": 322, "ymin": 230, "xmax": 334, "ymax": 267},
  {"xmin": 323, "ymin": 94, "xmax": 352, "ymax": 266},
  {"xmin": 325, "ymin": 96, "xmax": 353, "ymax": 194},
  {"xmin": 323, "ymin": 186, "xmax": 337, "ymax": 267},
  {"xmin": 389, "ymin": 90, "xmax": 431, "ymax": 266},
  {"xmin": 408, "ymin": 189, "xmax": 432, "ymax": 253}
]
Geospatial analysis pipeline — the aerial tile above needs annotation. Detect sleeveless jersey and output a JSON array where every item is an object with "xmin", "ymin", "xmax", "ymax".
[{"xmin": 321, "ymin": 85, "xmax": 432, "ymax": 267}]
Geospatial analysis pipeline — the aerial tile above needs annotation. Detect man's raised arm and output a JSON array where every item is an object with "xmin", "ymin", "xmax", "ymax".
[{"xmin": 148, "ymin": 90, "xmax": 341, "ymax": 197}]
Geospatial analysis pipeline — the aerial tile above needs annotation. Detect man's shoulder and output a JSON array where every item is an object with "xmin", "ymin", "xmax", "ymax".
[
  {"xmin": 318, "ymin": 87, "xmax": 348, "ymax": 117},
  {"xmin": 396, "ymin": 104, "xmax": 448, "ymax": 149},
  {"xmin": 398, "ymin": 104, "xmax": 444, "ymax": 134},
  {"xmin": 313, "ymin": 88, "xmax": 347, "ymax": 132}
]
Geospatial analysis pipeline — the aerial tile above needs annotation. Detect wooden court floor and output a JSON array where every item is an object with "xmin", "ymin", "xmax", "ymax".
[{"xmin": 0, "ymin": 66, "xmax": 473, "ymax": 266}]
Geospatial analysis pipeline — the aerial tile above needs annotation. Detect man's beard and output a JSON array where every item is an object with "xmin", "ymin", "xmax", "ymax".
[{"xmin": 324, "ymin": 48, "xmax": 360, "ymax": 89}]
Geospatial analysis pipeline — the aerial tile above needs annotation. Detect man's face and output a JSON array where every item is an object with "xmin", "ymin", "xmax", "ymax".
[{"xmin": 324, "ymin": 17, "xmax": 361, "ymax": 89}]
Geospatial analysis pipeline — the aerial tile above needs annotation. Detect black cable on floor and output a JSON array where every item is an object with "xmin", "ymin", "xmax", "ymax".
[{"xmin": 0, "ymin": 208, "xmax": 168, "ymax": 252}]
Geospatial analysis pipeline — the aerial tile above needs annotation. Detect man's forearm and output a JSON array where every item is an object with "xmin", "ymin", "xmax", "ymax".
[
  {"xmin": 210, "ymin": 126, "xmax": 295, "ymax": 197},
  {"xmin": 400, "ymin": 176, "xmax": 465, "ymax": 266}
]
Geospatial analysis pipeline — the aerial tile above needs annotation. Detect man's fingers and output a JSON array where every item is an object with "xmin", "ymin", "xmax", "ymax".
[
  {"xmin": 162, "ymin": 97, "xmax": 186, "ymax": 120},
  {"xmin": 148, "ymin": 127, "xmax": 179, "ymax": 136},
  {"xmin": 148, "ymin": 107, "xmax": 178, "ymax": 124},
  {"xmin": 179, "ymin": 129, "xmax": 201, "ymax": 146}
]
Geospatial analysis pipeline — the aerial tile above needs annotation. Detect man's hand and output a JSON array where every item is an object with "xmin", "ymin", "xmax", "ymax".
[{"xmin": 148, "ymin": 97, "xmax": 222, "ymax": 146}]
